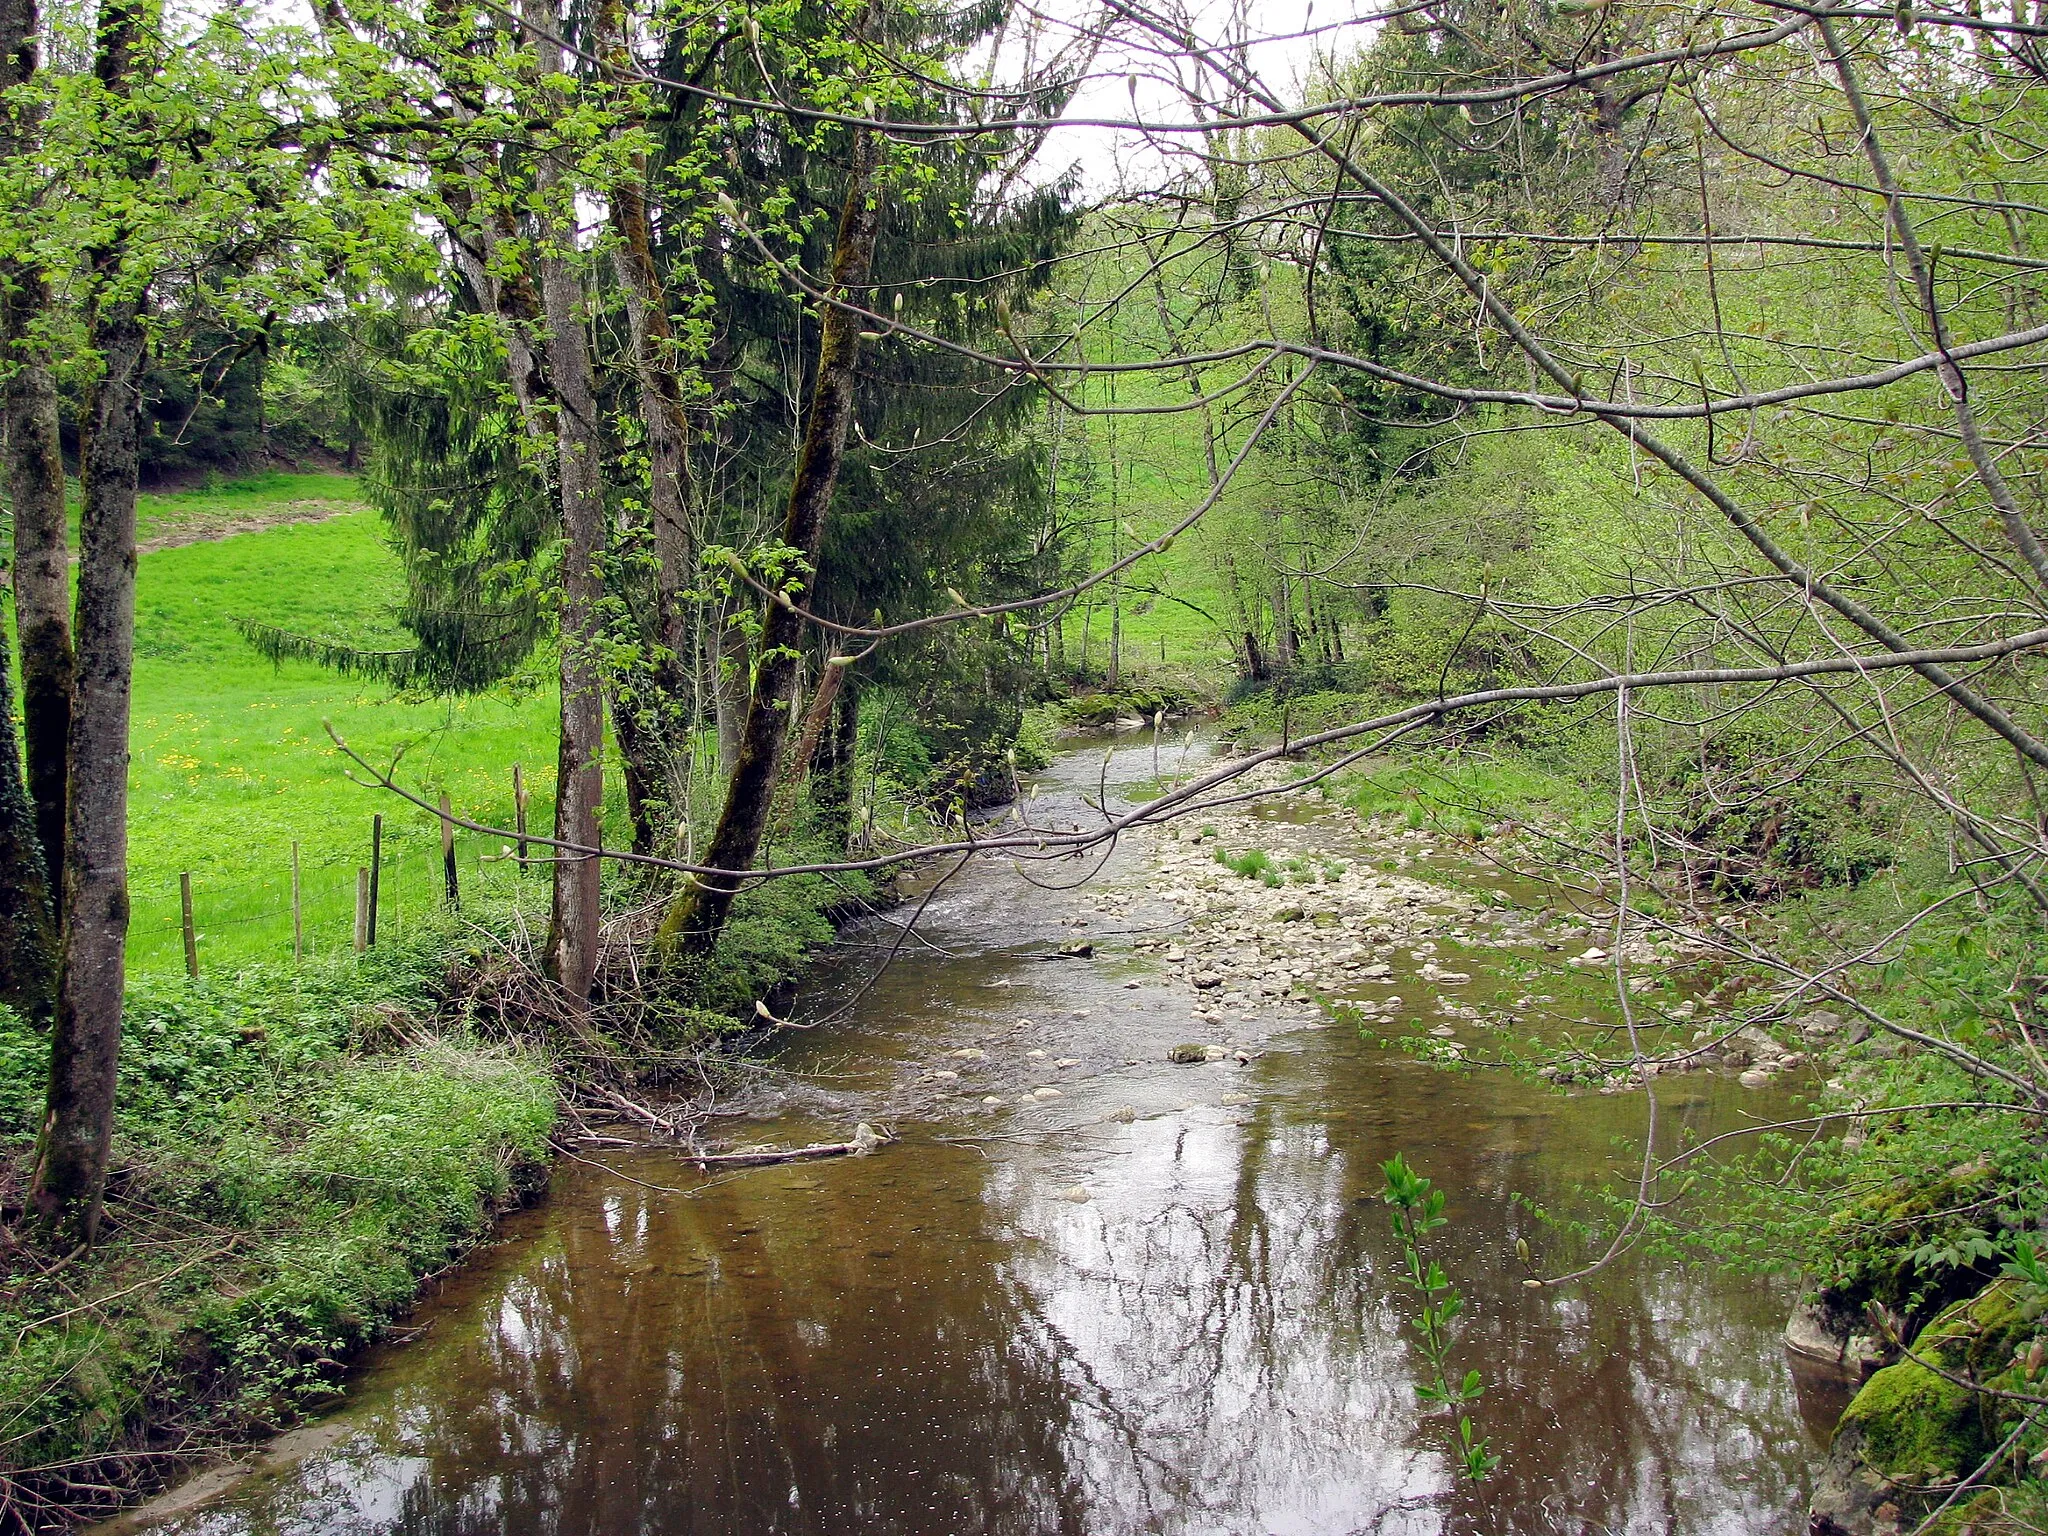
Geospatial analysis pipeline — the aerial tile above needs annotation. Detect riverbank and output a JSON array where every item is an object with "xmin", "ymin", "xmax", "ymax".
[
  {"xmin": 2, "ymin": 830, "xmax": 894, "ymax": 1531},
  {"xmin": 0, "ymin": 918, "xmax": 556, "ymax": 1529}
]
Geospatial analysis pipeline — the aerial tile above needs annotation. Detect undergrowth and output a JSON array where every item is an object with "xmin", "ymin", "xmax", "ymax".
[{"xmin": 0, "ymin": 912, "xmax": 555, "ymax": 1529}]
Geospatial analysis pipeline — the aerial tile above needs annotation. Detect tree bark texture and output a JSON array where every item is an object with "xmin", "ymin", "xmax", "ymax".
[
  {"xmin": 663, "ymin": 130, "xmax": 880, "ymax": 957},
  {"xmin": 31, "ymin": 301, "xmax": 144, "ymax": 1243},
  {"xmin": 610, "ymin": 679, "xmax": 657, "ymax": 856},
  {"xmin": 815, "ymin": 686, "xmax": 859, "ymax": 844},
  {"xmin": 608, "ymin": 173, "xmax": 694, "ymax": 679},
  {"xmin": 0, "ymin": 0, "xmax": 70, "ymax": 895},
  {"xmin": 8, "ymin": 328, "xmax": 70, "ymax": 892},
  {"xmin": 531, "ymin": 0, "xmax": 604, "ymax": 1006},
  {"xmin": 606, "ymin": 162, "xmax": 695, "ymax": 842},
  {"xmin": 783, "ymin": 654, "xmax": 850, "ymax": 793},
  {"xmin": 0, "ymin": 589, "xmax": 56, "ymax": 1021},
  {"xmin": 29, "ymin": 0, "xmax": 150, "ymax": 1246},
  {"xmin": 713, "ymin": 608, "xmax": 747, "ymax": 778}
]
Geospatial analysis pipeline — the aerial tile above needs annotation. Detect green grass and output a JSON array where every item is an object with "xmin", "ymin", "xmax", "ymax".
[{"xmin": 122, "ymin": 487, "xmax": 565, "ymax": 975}]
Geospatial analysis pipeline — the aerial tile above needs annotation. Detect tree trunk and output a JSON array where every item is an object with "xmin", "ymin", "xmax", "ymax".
[
  {"xmin": 0, "ymin": 582, "xmax": 56, "ymax": 1022},
  {"xmin": 9, "ymin": 327, "xmax": 70, "ymax": 893},
  {"xmin": 531, "ymin": 0, "xmax": 604, "ymax": 1006},
  {"xmin": 1271, "ymin": 574, "xmax": 1298, "ymax": 671},
  {"xmin": 1243, "ymin": 629, "xmax": 1269, "ymax": 680},
  {"xmin": 31, "ymin": 300, "xmax": 145, "ymax": 1244},
  {"xmin": 0, "ymin": 0, "xmax": 70, "ymax": 898},
  {"xmin": 606, "ymin": 161, "xmax": 695, "ymax": 849},
  {"xmin": 610, "ymin": 680, "xmax": 657, "ymax": 856},
  {"xmin": 817, "ymin": 686, "xmax": 859, "ymax": 843},
  {"xmin": 713, "ymin": 605, "xmax": 747, "ymax": 777},
  {"xmin": 663, "ymin": 131, "xmax": 880, "ymax": 958},
  {"xmin": 29, "ymin": 0, "xmax": 150, "ymax": 1247},
  {"xmin": 783, "ymin": 653, "xmax": 850, "ymax": 791},
  {"xmin": 608, "ymin": 172, "xmax": 694, "ymax": 683}
]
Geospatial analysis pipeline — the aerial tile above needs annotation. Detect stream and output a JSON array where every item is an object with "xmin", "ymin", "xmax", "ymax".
[{"xmin": 113, "ymin": 730, "xmax": 1855, "ymax": 1535}]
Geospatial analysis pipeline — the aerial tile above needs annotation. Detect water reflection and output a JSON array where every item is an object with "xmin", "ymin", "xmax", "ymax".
[{"xmin": 133, "ymin": 734, "xmax": 1835, "ymax": 1535}]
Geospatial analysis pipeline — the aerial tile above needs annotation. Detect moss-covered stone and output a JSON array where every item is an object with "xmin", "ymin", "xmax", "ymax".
[
  {"xmin": 1809, "ymin": 1161, "xmax": 2008, "ymax": 1346},
  {"xmin": 1811, "ymin": 1280, "xmax": 2048, "ymax": 1535},
  {"xmin": 1842, "ymin": 1358, "xmax": 1986, "ymax": 1481}
]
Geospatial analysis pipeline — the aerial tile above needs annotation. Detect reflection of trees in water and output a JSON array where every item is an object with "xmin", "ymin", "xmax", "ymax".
[
  {"xmin": 205, "ymin": 1148, "xmax": 1100, "ymax": 1536},
  {"xmin": 1004, "ymin": 1108, "xmax": 1433, "ymax": 1532},
  {"xmin": 176, "ymin": 1065, "xmax": 1817, "ymax": 1536},
  {"xmin": 995, "ymin": 1076, "xmax": 1814, "ymax": 1536}
]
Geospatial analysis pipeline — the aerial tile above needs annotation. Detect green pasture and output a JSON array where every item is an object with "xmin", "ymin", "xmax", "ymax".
[{"xmin": 118, "ymin": 479, "xmax": 564, "ymax": 975}]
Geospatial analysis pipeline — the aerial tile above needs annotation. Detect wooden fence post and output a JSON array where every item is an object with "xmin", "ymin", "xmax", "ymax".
[
  {"xmin": 439, "ymin": 792, "xmax": 459, "ymax": 908},
  {"xmin": 354, "ymin": 867, "xmax": 368, "ymax": 952},
  {"xmin": 291, "ymin": 841, "xmax": 303, "ymax": 965},
  {"xmin": 180, "ymin": 873, "xmax": 198, "ymax": 978},
  {"xmin": 367, "ymin": 813, "xmax": 382, "ymax": 946},
  {"xmin": 513, "ymin": 764, "xmax": 528, "ymax": 863}
]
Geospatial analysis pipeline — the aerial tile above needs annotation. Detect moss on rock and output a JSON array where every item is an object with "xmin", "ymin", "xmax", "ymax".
[
  {"xmin": 1812, "ymin": 1280, "xmax": 2048, "ymax": 1534},
  {"xmin": 1842, "ymin": 1358, "xmax": 1986, "ymax": 1482}
]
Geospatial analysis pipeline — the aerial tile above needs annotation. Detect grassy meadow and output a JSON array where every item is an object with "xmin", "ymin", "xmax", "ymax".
[{"xmin": 117, "ymin": 475, "xmax": 565, "ymax": 974}]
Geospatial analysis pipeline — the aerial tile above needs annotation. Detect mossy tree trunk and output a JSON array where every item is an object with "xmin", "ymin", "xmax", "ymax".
[
  {"xmin": 0, "ymin": 580, "xmax": 57, "ymax": 1021},
  {"xmin": 662, "ymin": 130, "xmax": 880, "ymax": 957},
  {"xmin": 31, "ymin": 308, "xmax": 146, "ymax": 1243},
  {"xmin": 0, "ymin": 0, "xmax": 70, "ymax": 900},
  {"xmin": 606, "ymin": 140, "xmax": 696, "ymax": 853},
  {"xmin": 29, "ymin": 0, "xmax": 151, "ymax": 1247}
]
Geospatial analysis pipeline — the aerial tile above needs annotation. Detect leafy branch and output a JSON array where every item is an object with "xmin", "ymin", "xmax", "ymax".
[{"xmin": 1381, "ymin": 1153, "xmax": 1499, "ymax": 1482}]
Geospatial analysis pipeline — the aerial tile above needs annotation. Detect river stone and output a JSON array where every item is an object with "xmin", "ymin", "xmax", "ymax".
[
  {"xmin": 1220, "ymin": 1093, "xmax": 1251, "ymax": 1106},
  {"xmin": 1109, "ymin": 1105, "xmax": 1138, "ymax": 1122},
  {"xmin": 1739, "ymin": 1069, "xmax": 1773, "ymax": 1088},
  {"xmin": 1027, "ymin": 1049, "xmax": 1047, "ymax": 1059},
  {"xmin": 1058, "ymin": 1186, "xmax": 1091, "ymax": 1203},
  {"xmin": 1737, "ymin": 1025, "xmax": 1789, "ymax": 1059},
  {"xmin": 1031, "ymin": 1086, "xmax": 1062, "ymax": 1100},
  {"xmin": 982, "ymin": 1096, "xmax": 1006, "ymax": 1107},
  {"xmin": 1799, "ymin": 1010, "xmax": 1844, "ymax": 1040},
  {"xmin": 949, "ymin": 1047, "xmax": 986, "ymax": 1060},
  {"xmin": 1168, "ymin": 1043, "xmax": 1211, "ymax": 1064},
  {"xmin": 1055, "ymin": 1058, "xmax": 1080, "ymax": 1068},
  {"xmin": 1192, "ymin": 972, "xmax": 1223, "ymax": 989}
]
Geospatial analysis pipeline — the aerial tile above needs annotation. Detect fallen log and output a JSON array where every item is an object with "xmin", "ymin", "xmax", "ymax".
[{"xmin": 681, "ymin": 1123, "xmax": 890, "ymax": 1166}]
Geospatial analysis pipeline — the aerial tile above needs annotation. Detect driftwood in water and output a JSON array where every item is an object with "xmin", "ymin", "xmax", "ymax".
[{"xmin": 682, "ymin": 1123, "xmax": 889, "ymax": 1167}]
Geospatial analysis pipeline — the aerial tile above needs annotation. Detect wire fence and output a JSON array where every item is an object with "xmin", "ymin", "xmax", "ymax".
[{"xmin": 127, "ymin": 782, "xmax": 557, "ymax": 977}]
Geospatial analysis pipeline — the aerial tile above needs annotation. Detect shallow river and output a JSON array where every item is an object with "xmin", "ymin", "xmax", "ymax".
[{"xmin": 120, "ymin": 733, "xmax": 1853, "ymax": 1536}]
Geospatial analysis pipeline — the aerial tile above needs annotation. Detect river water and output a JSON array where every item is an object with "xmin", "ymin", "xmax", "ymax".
[{"xmin": 116, "ymin": 732, "xmax": 1852, "ymax": 1536}]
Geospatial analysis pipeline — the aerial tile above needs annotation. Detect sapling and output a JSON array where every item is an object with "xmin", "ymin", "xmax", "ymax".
[{"xmin": 1381, "ymin": 1153, "xmax": 1500, "ymax": 1481}]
